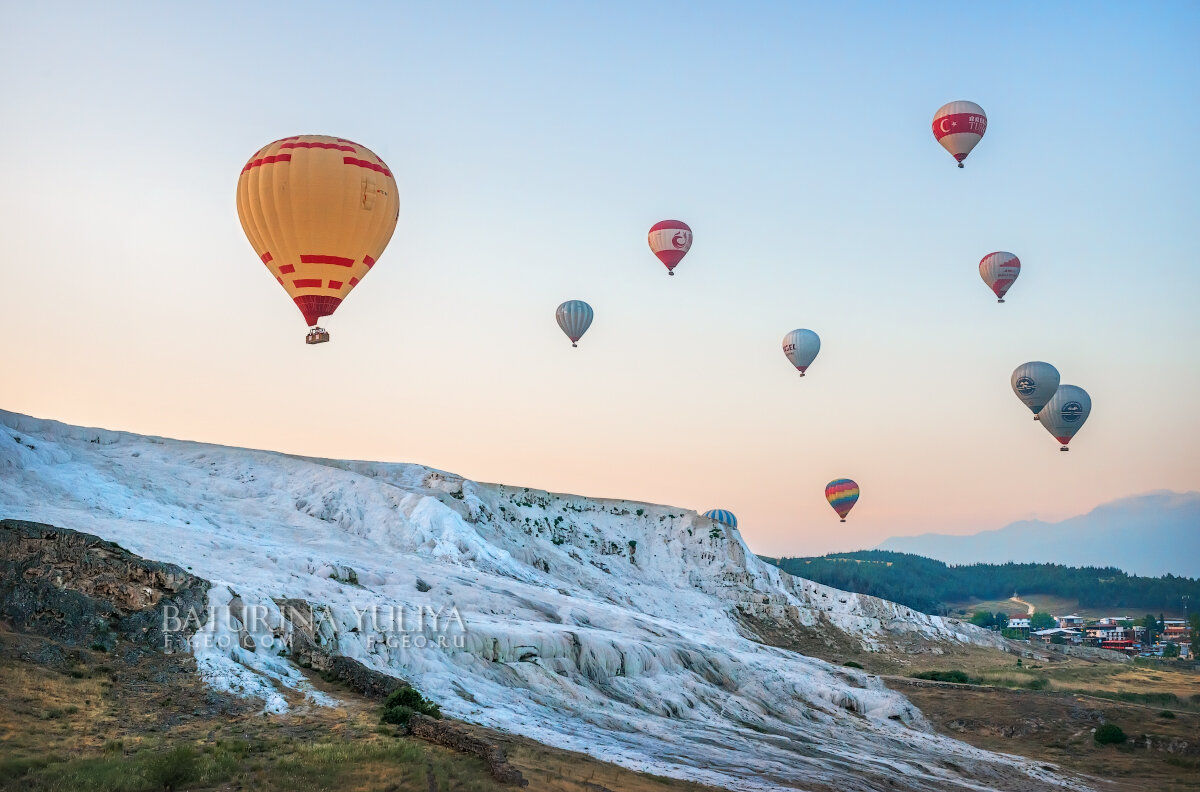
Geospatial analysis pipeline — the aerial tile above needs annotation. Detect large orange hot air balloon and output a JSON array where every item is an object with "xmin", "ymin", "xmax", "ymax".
[{"xmin": 236, "ymin": 135, "xmax": 399, "ymax": 344}]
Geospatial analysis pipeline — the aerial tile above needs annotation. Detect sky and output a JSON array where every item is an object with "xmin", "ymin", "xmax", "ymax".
[{"xmin": 2, "ymin": 2, "xmax": 1198, "ymax": 558}]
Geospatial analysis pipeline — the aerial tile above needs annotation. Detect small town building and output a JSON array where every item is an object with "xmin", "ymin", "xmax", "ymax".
[{"xmin": 1034, "ymin": 627, "xmax": 1082, "ymax": 643}]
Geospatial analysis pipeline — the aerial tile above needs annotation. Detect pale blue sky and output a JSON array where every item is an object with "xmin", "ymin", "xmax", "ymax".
[{"xmin": 2, "ymin": 2, "xmax": 1197, "ymax": 556}]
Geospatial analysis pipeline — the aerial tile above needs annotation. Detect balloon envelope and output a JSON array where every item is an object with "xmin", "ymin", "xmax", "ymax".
[
  {"xmin": 1037, "ymin": 385, "xmax": 1091, "ymax": 450},
  {"xmin": 980, "ymin": 252, "xmax": 1020, "ymax": 302},
  {"xmin": 825, "ymin": 479, "xmax": 859, "ymax": 521},
  {"xmin": 648, "ymin": 220, "xmax": 692, "ymax": 275},
  {"xmin": 703, "ymin": 509, "xmax": 737, "ymax": 528},
  {"xmin": 555, "ymin": 300, "xmax": 594, "ymax": 346},
  {"xmin": 236, "ymin": 135, "xmax": 399, "ymax": 327},
  {"xmin": 782, "ymin": 329, "xmax": 820, "ymax": 375},
  {"xmin": 933, "ymin": 101, "xmax": 987, "ymax": 167},
  {"xmin": 1011, "ymin": 362, "xmax": 1060, "ymax": 417}
]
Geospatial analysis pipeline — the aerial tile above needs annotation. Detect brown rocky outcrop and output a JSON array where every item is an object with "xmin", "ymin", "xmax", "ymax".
[
  {"xmin": 0, "ymin": 519, "xmax": 209, "ymax": 656},
  {"xmin": 408, "ymin": 713, "xmax": 527, "ymax": 786}
]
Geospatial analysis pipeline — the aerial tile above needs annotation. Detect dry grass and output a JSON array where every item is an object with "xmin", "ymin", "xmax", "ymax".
[{"xmin": 0, "ymin": 630, "xmax": 723, "ymax": 792}]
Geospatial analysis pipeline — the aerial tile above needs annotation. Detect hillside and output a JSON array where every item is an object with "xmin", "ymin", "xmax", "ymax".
[
  {"xmin": 763, "ymin": 551, "xmax": 1199, "ymax": 617},
  {"xmin": 0, "ymin": 408, "xmax": 1088, "ymax": 792},
  {"xmin": 877, "ymin": 493, "xmax": 1200, "ymax": 577}
]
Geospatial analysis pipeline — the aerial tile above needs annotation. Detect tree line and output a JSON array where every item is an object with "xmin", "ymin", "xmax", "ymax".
[{"xmin": 763, "ymin": 550, "xmax": 1200, "ymax": 616}]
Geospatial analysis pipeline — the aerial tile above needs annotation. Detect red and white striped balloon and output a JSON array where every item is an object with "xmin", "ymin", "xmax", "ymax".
[
  {"xmin": 648, "ymin": 220, "xmax": 692, "ymax": 276},
  {"xmin": 979, "ymin": 252, "xmax": 1020, "ymax": 303},
  {"xmin": 932, "ymin": 101, "xmax": 987, "ymax": 168}
]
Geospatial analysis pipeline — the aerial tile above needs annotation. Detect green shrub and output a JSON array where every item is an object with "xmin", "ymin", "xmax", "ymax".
[
  {"xmin": 843, "ymin": 661, "xmax": 864, "ymax": 669},
  {"xmin": 1158, "ymin": 710, "xmax": 1176, "ymax": 719},
  {"xmin": 1094, "ymin": 724, "xmax": 1127, "ymax": 745},
  {"xmin": 381, "ymin": 704, "xmax": 417, "ymax": 728},
  {"xmin": 381, "ymin": 686, "xmax": 441, "ymax": 728},
  {"xmin": 1026, "ymin": 678, "xmax": 1048, "ymax": 690},
  {"xmin": 145, "ymin": 745, "xmax": 200, "ymax": 790}
]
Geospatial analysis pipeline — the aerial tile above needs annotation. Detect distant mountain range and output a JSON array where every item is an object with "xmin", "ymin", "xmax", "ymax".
[{"xmin": 878, "ymin": 491, "xmax": 1200, "ymax": 578}]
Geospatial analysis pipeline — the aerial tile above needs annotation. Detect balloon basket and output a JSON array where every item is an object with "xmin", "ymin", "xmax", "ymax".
[
  {"xmin": 997, "ymin": 299, "xmax": 1005, "ymax": 303},
  {"xmin": 668, "ymin": 271, "xmax": 675, "ymax": 276},
  {"xmin": 840, "ymin": 518, "xmax": 846, "ymax": 523},
  {"xmin": 957, "ymin": 162, "xmax": 964, "ymax": 168},
  {"xmin": 305, "ymin": 327, "xmax": 330, "ymax": 345},
  {"xmin": 1060, "ymin": 446, "xmax": 1070, "ymax": 452},
  {"xmin": 1034, "ymin": 416, "xmax": 1040, "ymax": 421},
  {"xmin": 571, "ymin": 343, "xmax": 578, "ymax": 348}
]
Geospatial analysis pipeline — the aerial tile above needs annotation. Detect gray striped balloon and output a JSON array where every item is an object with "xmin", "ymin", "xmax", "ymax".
[{"xmin": 555, "ymin": 300, "xmax": 594, "ymax": 347}]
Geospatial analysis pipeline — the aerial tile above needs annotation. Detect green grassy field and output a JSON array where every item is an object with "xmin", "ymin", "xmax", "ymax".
[{"xmin": 946, "ymin": 593, "xmax": 1184, "ymax": 620}]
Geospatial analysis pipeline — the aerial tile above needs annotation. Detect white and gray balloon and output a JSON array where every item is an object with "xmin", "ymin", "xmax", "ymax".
[
  {"xmin": 1011, "ymin": 362, "xmax": 1060, "ymax": 420},
  {"xmin": 1037, "ymin": 384, "xmax": 1091, "ymax": 451},
  {"xmin": 782, "ymin": 329, "xmax": 820, "ymax": 376},
  {"xmin": 555, "ymin": 300, "xmax": 593, "ymax": 347}
]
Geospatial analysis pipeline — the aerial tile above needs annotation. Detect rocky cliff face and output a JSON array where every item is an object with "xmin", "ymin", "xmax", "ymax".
[
  {"xmin": 0, "ymin": 519, "xmax": 209, "ymax": 657},
  {"xmin": 0, "ymin": 410, "xmax": 1084, "ymax": 792}
]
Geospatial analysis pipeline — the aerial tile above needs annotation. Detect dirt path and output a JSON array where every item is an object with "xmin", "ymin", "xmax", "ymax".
[{"xmin": 1010, "ymin": 595, "xmax": 1035, "ymax": 615}]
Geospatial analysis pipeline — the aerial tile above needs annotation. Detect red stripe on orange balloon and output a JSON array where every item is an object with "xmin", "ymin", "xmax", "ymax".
[
  {"xmin": 279, "ymin": 142, "xmax": 356, "ymax": 152},
  {"xmin": 363, "ymin": 255, "xmax": 375, "ymax": 268},
  {"xmin": 300, "ymin": 254, "xmax": 355, "ymax": 267},
  {"xmin": 328, "ymin": 280, "xmax": 343, "ymax": 289},
  {"xmin": 278, "ymin": 264, "xmax": 295, "ymax": 274},
  {"xmin": 343, "ymin": 157, "xmax": 392, "ymax": 177},
  {"xmin": 242, "ymin": 153, "xmax": 292, "ymax": 172},
  {"xmin": 292, "ymin": 278, "xmax": 322, "ymax": 288}
]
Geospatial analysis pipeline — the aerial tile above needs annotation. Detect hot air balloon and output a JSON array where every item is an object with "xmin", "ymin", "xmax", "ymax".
[
  {"xmin": 980, "ymin": 252, "xmax": 1020, "ymax": 303},
  {"xmin": 825, "ymin": 479, "xmax": 859, "ymax": 522},
  {"xmin": 782, "ymin": 329, "xmax": 820, "ymax": 376},
  {"xmin": 1037, "ymin": 385, "xmax": 1091, "ymax": 451},
  {"xmin": 1011, "ymin": 362, "xmax": 1060, "ymax": 420},
  {"xmin": 703, "ymin": 509, "xmax": 737, "ymax": 528},
  {"xmin": 555, "ymin": 300, "xmax": 593, "ymax": 347},
  {"xmin": 236, "ymin": 135, "xmax": 399, "ymax": 344},
  {"xmin": 932, "ymin": 101, "xmax": 987, "ymax": 168},
  {"xmin": 648, "ymin": 220, "xmax": 692, "ymax": 276}
]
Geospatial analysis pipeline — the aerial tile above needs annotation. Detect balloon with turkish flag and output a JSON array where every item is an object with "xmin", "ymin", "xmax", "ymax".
[{"xmin": 932, "ymin": 101, "xmax": 987, "ymax": 168}]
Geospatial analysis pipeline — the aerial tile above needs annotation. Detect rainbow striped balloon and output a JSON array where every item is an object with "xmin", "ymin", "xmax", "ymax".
[{"xmin": 824, "ymin": 479, "xmax": 860, "ymax": 522}]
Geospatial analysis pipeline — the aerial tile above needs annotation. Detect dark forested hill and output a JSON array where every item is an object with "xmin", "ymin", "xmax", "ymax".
[{"xmin": 763, "ymin": 550, "xmax": 1200, "ymax": 616}]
